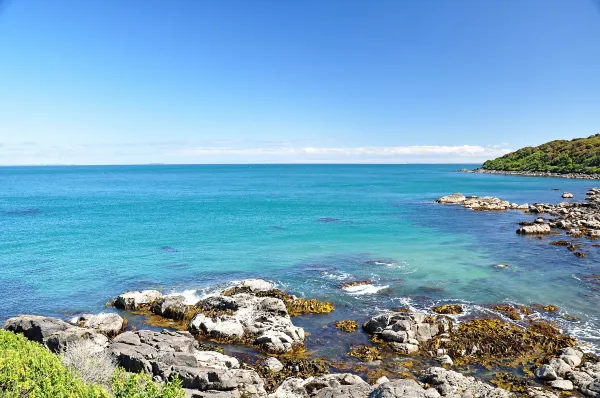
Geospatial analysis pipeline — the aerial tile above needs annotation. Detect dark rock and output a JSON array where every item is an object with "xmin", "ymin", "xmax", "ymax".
[{"xmin": 2, "ymin": 315, "xmax": 71, "ymax": 343}]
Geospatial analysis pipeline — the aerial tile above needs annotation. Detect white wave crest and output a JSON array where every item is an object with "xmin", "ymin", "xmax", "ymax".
[{"xmin": 342, "ymin": 283, "xmax": 389, "ymax": 295}]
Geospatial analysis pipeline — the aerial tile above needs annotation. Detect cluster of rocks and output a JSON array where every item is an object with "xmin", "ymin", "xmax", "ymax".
[
  {"xmin": 2, "ymin": 311, "xmax": 522, "ymax": 397},
  {"xmin": 533, "ymin": 347, "xmax": 600, "ymax": 396},
  {"xmin": 114, "ymin": 279, "xmax": 307, "ymax": 354},
  {"xmin": 108, "ymin": 329, "xmax": 267, "ymax": 397},
  {"xmin": 527, "ymin": 188, "xmax": 600, "ymax": 238},
  {"xmin": 3, "ymin": 280, "xmax": 591, "ymax": 398},
  {"xmin": 438, "ymin": 189, "xmax": 600, "ymax": 239},
  {"xmin": 466, "ymin": 169, "xmax": 600, "ymax": 180},
  {"xmin": 3, "ymin": 313, "xmax": 124, "ymax": 354},
  {"xmin": 362, "ymin": 311, "xmax": 452, "ymax": 366},
  {"xmin": 189, "ymin": 292, "xmax": 305, "ymax": 354},
  {"xmin": 267, "ymin": 367, "xmax": 514, "ymax": 398},
  {"xmin": 2, "ymin": 315, "xmax": 267, "ymax": 397},
  {"xmin": 436, "ymin": 193, "xmax": 528, "ymax": 211}
]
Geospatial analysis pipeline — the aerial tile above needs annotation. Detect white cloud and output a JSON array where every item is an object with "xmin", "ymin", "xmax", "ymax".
[
  {"xmin": 176, "ymin": 145, "xmax": 511, "ymax": 158},
  {"xmin": 0, "ymin": 142, "xmax": 512, "ymax": 165}
]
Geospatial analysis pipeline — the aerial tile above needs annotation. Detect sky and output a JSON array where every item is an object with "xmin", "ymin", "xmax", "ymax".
[{"xmin": 0, "ymin": 0, "xmax": 599, "ymax": 165}]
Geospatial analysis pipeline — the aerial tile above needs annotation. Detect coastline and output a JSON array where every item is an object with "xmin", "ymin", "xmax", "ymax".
[
  {"xmin": 461, "ymin": 168, "xmax": 600, "ymax": 180},
  {"xmin": 3, "ymin": 189, "xmax": 600, "ymax": 397},
  {"xmin": 3, "ymin": 277, "xmax": 598, "ymax": 398}
]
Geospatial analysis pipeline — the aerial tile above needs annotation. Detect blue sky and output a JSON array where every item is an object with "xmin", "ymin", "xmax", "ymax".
[{"xmin": 1, "ymin": 0, "xmax": 599, "ymax": 165}]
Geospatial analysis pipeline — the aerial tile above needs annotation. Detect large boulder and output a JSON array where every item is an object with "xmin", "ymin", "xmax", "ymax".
[
  {"xmin": 268, "ymin": 373, "xmax": 369, "ymax": 398},
  {"xmin": 190, "ymin": 293, "xmax": 304, "ymax": 353},
  {"xmin": 115, "ymin": 290, "xmax": 162, "ymax": 310},
  {"xmin": 2, "ymin": 315, "xmax": 71, "ymax": 344},
  {"xmin": 423, "ymin": 367, "xmax": 513, "ymax": 398},
  {"xmin": 363, "ymin": 312, "xmax": 439, "ymax": 344},
  {"xmin": 46, "ymin": 326, "xmax": 109, "ymax": 353},
  {"xmin": 108, "ymin": 329, "xmax": 266, "ymax": 396},
  {"xmin": 370, "ymin": 379, "xmax": 440, "ymax": 398},
  {"xmin": 76, "ymin": 313, "xmax": 125, "ymax": 337},
  {"xmin": 152, "ymin": 295, "xmax": 190, "ymax": 320}
]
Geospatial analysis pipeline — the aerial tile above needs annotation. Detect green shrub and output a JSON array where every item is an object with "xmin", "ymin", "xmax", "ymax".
[
  {"xmin": 0, "ymin": 330, "xmax": 108, "ymax": 397},
  {"xmin": 110, "ymin": 369, "xmax": 184, "ymax": 398},
  {"xmin": 0, "ymin": 330, "xmax": 185, "ymax": 398}
]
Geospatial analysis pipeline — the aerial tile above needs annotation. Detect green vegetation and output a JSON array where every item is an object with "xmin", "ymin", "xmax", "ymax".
[
  {"xmin": 0, "ymin": 330, "xmax": 184, "ymax": 398},
  {"xmin": 482, "ymin": 133, "xmax": 600, "ymax": 174},
  {"xmin": 111, "ymin": 370, "xmax": 184, "ymax": 398}
]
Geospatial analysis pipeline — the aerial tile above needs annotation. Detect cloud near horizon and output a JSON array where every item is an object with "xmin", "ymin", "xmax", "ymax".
[{"xmin": 0, "ymin": 142, "xmax": 512, "ymax": 165}]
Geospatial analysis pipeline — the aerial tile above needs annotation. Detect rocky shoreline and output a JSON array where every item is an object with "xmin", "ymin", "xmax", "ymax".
[
  {"xmin": 437, "ymin": 188, "xmax": 600, "ymax": 247},
  {"xmin": 4, "ymin": 277, "xmax": 600, "ymax": 397},
  {"xmin": 459, "ymin": 168, "xmax": 600, "ymax": 180}
]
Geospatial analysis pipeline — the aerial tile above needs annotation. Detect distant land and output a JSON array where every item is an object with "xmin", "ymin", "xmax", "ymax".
[{"xmin": 481, "ymin": 133, "xmax": 600, "ymax": 174}]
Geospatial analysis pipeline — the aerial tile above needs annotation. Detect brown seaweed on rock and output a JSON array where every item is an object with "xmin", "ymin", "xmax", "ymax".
[
  {"xmin": 222, "ymin": 287, "xmax": 334, "ymax": 316},
  {"xmin": 256, "ymin": 356, "xmax": 330, "ymax": 393},
  {"xmin": 491, "ymin": 304, "xmax": 526, "ymax": 321},
  {"xmin": 333, "ymin": 320, "xmax": 359, "ymax": 332},
  {"xmin": 348, "ymin": 345, "xmax": 382, "ymax": 362},
  {"xmin": 432, "ymin": 304, "xmax": 463, "ymax": 315},
  {"xmin": 420, "ymin": 318, "xmax": 575, "ymax": 368}
]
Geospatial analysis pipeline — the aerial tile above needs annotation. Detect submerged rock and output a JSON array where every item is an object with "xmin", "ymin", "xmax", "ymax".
[{"xmin": 333, "ymin": 320, "xmax": 359, "ymax": 332}]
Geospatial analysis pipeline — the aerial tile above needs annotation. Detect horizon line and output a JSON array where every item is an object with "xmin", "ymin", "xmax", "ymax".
[{"xmin": 0, "ymin": 162, "xmax": 484, "ymax": 167}]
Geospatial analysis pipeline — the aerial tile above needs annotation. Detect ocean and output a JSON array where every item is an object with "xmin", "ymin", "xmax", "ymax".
[{"xmin": 1, "ymin": 164, "xmax": 599, "ymax": 356}]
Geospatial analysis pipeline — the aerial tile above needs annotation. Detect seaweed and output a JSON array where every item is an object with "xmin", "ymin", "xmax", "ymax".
[
  {"xmin": 420, "ymin": 318, "xmax": 575, "ymax": 368},
  {"xmin": 333, "ymin": 320, "xmax": 359, "ymax": 332},
  {"xmin": 432, "ymin": 304, "xmax": 463, "ymax": 315},
  {"xmin": 348, "ymin": 345, "xmax": 382, "ymax": 362},
  {"xmin": 492, "ymin": 305, "xmax": 523, "ymax": 321},
  {"xmin": 490, "ymin": 373, "xmax": 530, "ymax": 393},
  {"xmin": 285, "ymin": 298, "xmax": 335, "ymax": 317},
  {"xmin": 256, "ymin": 356, "xmax": 330, "ymax": 393}
]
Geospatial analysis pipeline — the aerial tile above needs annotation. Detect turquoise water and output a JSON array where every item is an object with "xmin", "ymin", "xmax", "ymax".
[{"xmin": 1, "ymin": 165, "xmax": 599, "ymax": 352}]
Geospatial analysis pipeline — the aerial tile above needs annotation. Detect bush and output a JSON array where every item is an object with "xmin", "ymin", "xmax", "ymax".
[
  {"xmin": 0, "ymin": 330, "xmax": 108, "ymax": 397},
  {"xmin": 110, "ymin": 369, "xmax": 184, "ymax": 398},
  {"xmin": 61, "ymin": 340, "xmax": 117, "ymax": 388},
  {"xmin": 0, "ymin": 330, "xmax": 185, "ymax": 398}
]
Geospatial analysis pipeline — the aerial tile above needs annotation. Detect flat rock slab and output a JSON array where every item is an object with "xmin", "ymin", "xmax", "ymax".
[{"xmin": 108, "ymin": 329, "xmax": 266, "ymax": 396}]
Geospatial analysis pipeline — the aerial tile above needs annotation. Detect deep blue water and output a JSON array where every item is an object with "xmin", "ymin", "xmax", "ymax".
[{"xmin": 1, "ymin": 164, "xmax": 599, "ymax": 353}]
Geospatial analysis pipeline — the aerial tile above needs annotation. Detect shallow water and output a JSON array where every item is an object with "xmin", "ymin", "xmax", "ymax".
[{"xmin": 0, "ymin": 164, "xmax": 598, "ymax": 353}]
